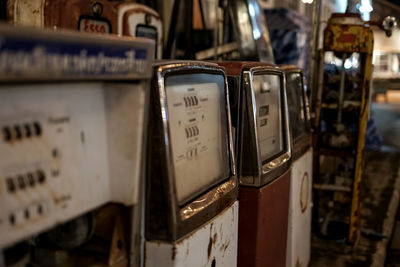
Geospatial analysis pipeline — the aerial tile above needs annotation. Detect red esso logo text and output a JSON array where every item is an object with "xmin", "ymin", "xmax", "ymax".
[{"xmin": 79, "ymin": 19, "xmax": 109, "ymax": 34}]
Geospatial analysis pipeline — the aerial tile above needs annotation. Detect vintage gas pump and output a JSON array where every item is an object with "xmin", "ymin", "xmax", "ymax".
[
  {"xmin": 313, "ymin": 13, "xmax": 396, "ymax": 243},
  {"xmin": 281, "ymin": 66, "xmax": 312, "ymax": 267},
  {"xmin": 145, "ymin": 61, "xmax": 238, "ymax": 266},
  {"xmin": 7, "ymin": 0, "xmax": 163, "ymax": 59},
  {"xmin": 217, "ymin": 62, "xmax": 291, "ymax": 267},
  {"xmin": 0, "ymin": 24, "xmax": 154, "ymax": 265}
]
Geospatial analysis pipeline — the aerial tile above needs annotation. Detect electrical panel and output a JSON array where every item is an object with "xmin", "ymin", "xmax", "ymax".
[{"xmin": 0, "ymin": 82, "xmax": 147, "ymax": 248}]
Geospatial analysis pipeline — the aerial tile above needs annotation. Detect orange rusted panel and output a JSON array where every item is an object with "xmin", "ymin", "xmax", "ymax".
[{"xmin": 323, "ymin": 14, "xmax": 374, "ymax": 54}]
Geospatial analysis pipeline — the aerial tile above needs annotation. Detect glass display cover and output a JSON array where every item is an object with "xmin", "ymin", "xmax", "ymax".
[
  {"xmin": 252, "ymin": 73, "xmax": 283, "ymax": 162},
  {"xmin": 286, "ymin": 73, "xmax": 307, "ymax": 141},
  {"xmin": 165, "ymin": 73, "xmax": 230, "ymax": 205}
]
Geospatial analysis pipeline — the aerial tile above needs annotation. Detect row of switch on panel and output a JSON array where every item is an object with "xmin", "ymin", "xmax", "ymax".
[
  {"xmin": 5, "ymin": 170, "xmax": 46, "ymax": 193},
  {"xmin": 2, "ymin": 122, "xmax": 42, "ymax": 142},
  {"xmin": 9, "ymin": 202, "xmax": 46, "ymax": 226}
]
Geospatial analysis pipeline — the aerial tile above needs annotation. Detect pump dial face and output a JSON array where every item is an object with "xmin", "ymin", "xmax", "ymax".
[
  {"xmin": 252, "ymin": 73, "xmax": 283, "ymax": 162},
  {"xmin": 165, "ymin": 73, "xmax": 229, "ymax": 205}
]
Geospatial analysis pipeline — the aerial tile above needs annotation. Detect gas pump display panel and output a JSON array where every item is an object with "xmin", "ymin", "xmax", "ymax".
[
  {"xmin": 247, "ymin": 69, "xmax": 290, "ymax": 186},
  {"xmin": 165, "ymin": 73, "xmax": 230, "ymax": 205},
  {"xmin": 285, "ymin": 72, "xmax": 307, "ymax": 141},
  {"xmin": 214, "ymin": 62, "xmax": 291, "ymax": 187},
  {"xmin": 253, "ymin": 73, "xmax": 283, "ymax": 162},
  {"xmin": 146, "ymin": 62, "xmax": 237, "ymax": 242}
]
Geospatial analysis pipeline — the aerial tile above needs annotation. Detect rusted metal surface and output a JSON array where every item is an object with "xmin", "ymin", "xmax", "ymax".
[
  {"xmin": 323, "ymin": 14, "xmax": 374, "ymax": 53},
  {"xmin": 145, "ymin": 202, "xmax": 238, "ymax": 267},
  {"xmin": 238, "ymin": 170, "xmax": 290, "ymax": 267},
  {"xmin": 6, "ymin": 0, "xmax": 45, "ymax": 27}
]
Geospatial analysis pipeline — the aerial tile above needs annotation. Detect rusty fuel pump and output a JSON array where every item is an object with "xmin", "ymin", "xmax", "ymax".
[
  {"xmin": 217, "ymin": 61, "xmax": 291, "ymax": 267},
  {"xmin": 313, "ymin": 13, "xmax": 396, "ymax": 244}
]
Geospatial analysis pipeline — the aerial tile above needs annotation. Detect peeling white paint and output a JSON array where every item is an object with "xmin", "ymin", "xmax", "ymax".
[{"xmin": 145, "ymin": 201, "xmax": 238, "ymax": 267}]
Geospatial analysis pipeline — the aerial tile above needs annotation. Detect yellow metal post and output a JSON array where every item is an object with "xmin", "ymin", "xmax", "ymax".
[{"xmin": 349, "ymin": 43, "xmax": 373, "ymax": 244}]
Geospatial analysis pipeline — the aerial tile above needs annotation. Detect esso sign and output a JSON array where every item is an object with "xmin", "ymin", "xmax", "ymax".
[{"xmin": 79, "ymin": 18, "xmax": 110, "ymax": 34}]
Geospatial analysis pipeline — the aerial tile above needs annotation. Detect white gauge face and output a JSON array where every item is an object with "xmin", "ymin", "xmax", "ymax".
[
  {"xmin": 165, "ymin": 73, "xmax": 230, "ymax": 205},
  {"xmin": 252, "ymin": 73, "xmax": 283, "ymax": 162}
]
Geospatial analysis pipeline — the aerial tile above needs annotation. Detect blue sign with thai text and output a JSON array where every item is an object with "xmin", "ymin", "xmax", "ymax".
[{"xmin": 0, "ymin": 29, "xmax": 150, "ymax": 79}]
